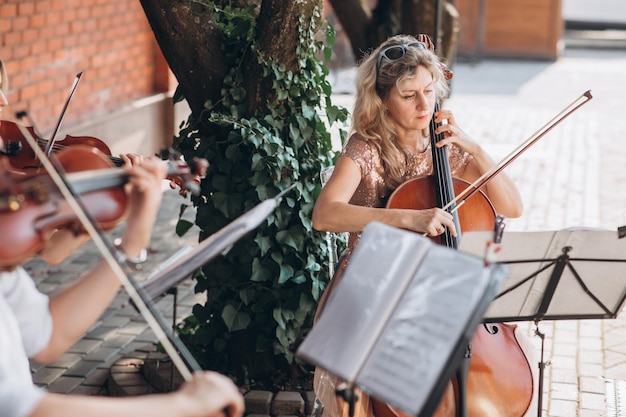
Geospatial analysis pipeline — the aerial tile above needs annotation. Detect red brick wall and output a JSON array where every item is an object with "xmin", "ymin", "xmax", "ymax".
[{"xmin": 0, "ymin": 0, "xmax": 169, "ymax": 134}]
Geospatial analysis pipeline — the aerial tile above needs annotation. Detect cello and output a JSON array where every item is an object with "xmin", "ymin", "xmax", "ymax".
[{"xmin": 377, "ymin": 96, "xmax": 535, "ymax": 417}]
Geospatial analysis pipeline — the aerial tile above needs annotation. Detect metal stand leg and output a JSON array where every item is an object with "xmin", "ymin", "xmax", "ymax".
[
  {"xmin": 336, "ymin": 383, "xmax": 359, "ymax": 417},
  {"xmin": 534, "ymin": 322, "xmax": 549, "ymax": 417},
  {"xmin": 456, "ymin": 344, "xmax": 471, "ymax": 417},
  {"xmin": 326, "ymin": 232, "xmax": 337, "ymax": 278},
  {"xmin": 166, "ymin": 287, "xmax": 179, "ymax": 392}
]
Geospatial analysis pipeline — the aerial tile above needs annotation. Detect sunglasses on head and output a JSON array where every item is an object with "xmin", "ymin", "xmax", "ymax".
[{"xmin": 375, "ymin": 41, "xmax": 427, "ymax": 80}]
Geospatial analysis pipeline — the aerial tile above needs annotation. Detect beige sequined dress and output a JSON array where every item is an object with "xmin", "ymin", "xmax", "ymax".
[{"xmin": 313, "ymin": 134, "xmax": 471, "ymax": 417}]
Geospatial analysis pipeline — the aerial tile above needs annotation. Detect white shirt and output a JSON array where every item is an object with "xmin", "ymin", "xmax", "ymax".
[{"xmin": 0, "ymin": 267, "xmax": 53, "ymax": 417}]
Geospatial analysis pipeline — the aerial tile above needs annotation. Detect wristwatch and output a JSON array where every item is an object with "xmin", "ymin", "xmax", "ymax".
[{"xmin": 113, "ymin": 238, "xmax": 148, "ymax": 270}]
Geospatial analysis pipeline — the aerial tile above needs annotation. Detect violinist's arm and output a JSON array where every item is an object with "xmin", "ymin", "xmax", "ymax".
[
  {"xmin": 311, "ymin": 156, "xmax": 456, "ymax": 237},
  {"xmin": 37, "ymin": 154, "xmax": 148, "ymax": 265},
  {"xmin": 30, "ymin": 371, "xmax": 245, "ymax": 417},
  {"xmin": 38, "ymin": 230, "xmax": 90, "ymax": 265},
  {"xmin": 461, "ymin": 148, "xmax": 523, "ymax": 219},
  {"xmin": 31, "ymin": 158, "xmax": 166, "ymax": 363}
]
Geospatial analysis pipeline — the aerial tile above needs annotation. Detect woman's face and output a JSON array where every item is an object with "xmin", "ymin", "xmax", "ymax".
[{"xmin": 384, "ymin": 66, "xmax": 436, "ymax": 140}]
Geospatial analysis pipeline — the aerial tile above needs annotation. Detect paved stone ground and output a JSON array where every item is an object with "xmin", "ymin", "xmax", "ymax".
[
  {"xmin": 25, "ymin": 33, "xmax": 626, "ymax": 417},
  {"xmin": 25, "ymin": 185, "xmax": 203, "ymax": 396}
]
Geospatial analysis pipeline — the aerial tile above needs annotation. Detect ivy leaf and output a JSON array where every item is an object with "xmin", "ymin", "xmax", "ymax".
[
  {"xmin": 221, "ymin": 304, "xmax": 251, "ymax": 332},
  {"xmin": 239, "ymin": 287, "xmax": 257, "ymax": 305},
  {"xmin": 175, "ymin": 219, "xmax": 194, "ymax": 237},
  {"xmin": 276, "ymin": 229, "xmax": 299, "ymax": 251},
  {"xmin": 273, "ymin": 307, "xmax": 286, "ymax": 330},
  {"xmin": 255, "ymin": 236, "xmax": 272, "ymax": 255},
  {"xmin": 278, "ymin": 264, "xmax": 294, "ymax": 284},
  {"xmin": 251, "ymin": 258, "xmax": 272, "ymax": 282}
]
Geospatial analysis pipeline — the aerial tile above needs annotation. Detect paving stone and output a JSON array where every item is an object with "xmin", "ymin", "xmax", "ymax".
[
  {"xmin": 244, "ymin": 390, "xmax": 274, "ymax": 415},
  {"xmin": 271, "ymin": 391, "xmax": 304, "ymax": 416},
  {"xmin": 67, "ymin": 338, "xmax": 102, "ymax": 354},
  {"xmin": 32, "ymin": 367, "xmax": 66, "ymax": 386},
  {"xmin": 47, "ymin": 376, "xmax": 84, "ymax": 394},
  {"xmin": 65, "ymin": 360, "xmax": 103, "ymax": 378},
  {"xmin": 83, "ymin": 347, "xmax": 121, "ymax": 362},
  {"xmin": 82, "ymin": 368, "xmax": 110, "ymax": 387}
]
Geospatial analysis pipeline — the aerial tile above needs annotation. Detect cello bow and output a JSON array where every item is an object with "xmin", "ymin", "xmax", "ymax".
[{"xmin": 444, "ymin": 90, "xmax": 593, "ymax": 215}]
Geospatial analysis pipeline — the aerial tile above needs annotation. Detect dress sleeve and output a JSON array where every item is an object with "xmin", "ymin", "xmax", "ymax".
[
  {"xmin": 448, "ymin": 144, "xmax": 472, "ymax": 177},
  {"xmin": 341, "ymin": 135, "xmax": 374, "ymax": 178}
]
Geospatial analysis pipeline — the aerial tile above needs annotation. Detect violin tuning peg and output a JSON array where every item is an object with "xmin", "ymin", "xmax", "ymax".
[{"xmin": 157, "ymin": 148, "xmax": 174, "ymax": 160}]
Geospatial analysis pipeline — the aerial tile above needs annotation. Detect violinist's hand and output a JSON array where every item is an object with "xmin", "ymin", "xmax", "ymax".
[
  {"xmin": 433, "ymin": 109, "xmax": 480, "ymax": 156},
  {"xmin": 118, "ymin": 152, "xmax": 146, "ymax": 167},
  {"xmin": 174, "ymin": 371, "xmax": 245, "ymax": 417}
]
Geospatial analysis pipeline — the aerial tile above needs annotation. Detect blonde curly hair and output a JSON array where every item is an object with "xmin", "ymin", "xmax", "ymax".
[
  {"xmin": 0, "ymin": 58, "xmax": 7, "ymax": 93},
  {"xmin": 350, "ymin": 34, "xmax": 449, "ymax": 186}
]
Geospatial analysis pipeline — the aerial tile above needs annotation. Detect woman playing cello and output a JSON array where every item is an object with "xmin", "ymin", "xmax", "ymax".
[{"xmin": 311, "ymin": 34, "xmax": 532, "ymax": 417}]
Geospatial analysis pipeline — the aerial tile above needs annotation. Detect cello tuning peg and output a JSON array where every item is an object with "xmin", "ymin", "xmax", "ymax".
[{"xmin": 15, "ymin": 110, "xmax": 28, "ymax": 120}]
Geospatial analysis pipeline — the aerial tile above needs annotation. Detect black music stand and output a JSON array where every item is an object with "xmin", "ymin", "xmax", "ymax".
[
  {"xmin": 459, "ymin": 228, "xmax": 626, "ymax": 417},
  {"xmin": 296, "ymin": 222, "xmax": 508, "ymax": 417},
  {"xmin": 140, "ymin": 184, "xmax": 297, "ymax": 301}
]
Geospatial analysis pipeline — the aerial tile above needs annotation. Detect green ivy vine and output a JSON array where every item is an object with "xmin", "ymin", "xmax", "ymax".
[{"xmin": 173, "ymin": 4, "xmax": 348, "ymax": 386}]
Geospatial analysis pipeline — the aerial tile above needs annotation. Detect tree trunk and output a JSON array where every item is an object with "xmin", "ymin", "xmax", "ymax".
[
  {"xmin": 138, "ymin": 0, "xmax": 228, "ymax": 116},
  {"xmin": 326, "ymin": 0, "xmax": 459, "ymax": 67},
  {"xmin": 243, "ymin": 0, "xmax": 323, "ymax": 115},
  {"xmin": 139, "ymin": 0, "xmax": 322, "ymax": 118}
]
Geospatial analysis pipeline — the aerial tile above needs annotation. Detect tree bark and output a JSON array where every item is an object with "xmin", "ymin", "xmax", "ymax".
[
  {"xmin": 138, "ymin": 0, "xmax": 228, "ymax": 116},
  {"xmin": 243, "ymin": 0, "xmax": 323, "ymax": 115},
  {"xmin": 326, "ymin": 0, "xmax": 459, "ymax": 67},
  {"xmin": 327, "ymin": 0, "xmax": 372, "ymax": 59}
]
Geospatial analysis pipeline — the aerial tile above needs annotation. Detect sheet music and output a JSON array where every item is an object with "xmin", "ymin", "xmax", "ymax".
[
  {"xmin": 297, "ymin": 222, "xmax": 508, "ymax": 416},
  {"xmin": 302, "ymin": 225, "xmax": 429, "ymax": 382}
]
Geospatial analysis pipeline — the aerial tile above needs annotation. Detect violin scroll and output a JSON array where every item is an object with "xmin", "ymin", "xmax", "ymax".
[{"xmin": 159, "ymin": 148, "xmax": 208, "ymax": 196}]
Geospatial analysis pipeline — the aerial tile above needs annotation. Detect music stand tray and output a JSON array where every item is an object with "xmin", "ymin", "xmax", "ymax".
[
  {"xmin": 296, "ymin": 222, "xmax": 508, "ymax": 417},
  {"xmin": 458, "ymin": 229, "xmax": 626, "ymax": 323}
]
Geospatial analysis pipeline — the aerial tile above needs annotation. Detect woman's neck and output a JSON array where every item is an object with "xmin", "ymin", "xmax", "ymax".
[{"xmin": 397, "ymin": 131, "xmax": 430, "ymax": 153}]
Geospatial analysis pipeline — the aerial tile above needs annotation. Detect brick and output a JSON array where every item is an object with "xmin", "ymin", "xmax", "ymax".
[
  {"xmin": 32, "ymin": 367, "xmax": 66, "ymax": 386},
  {"xmin": 66, "ymin": 360, "xmax": 103, "ymax": 378},
  {"xmin": 271, "ymin": 391, "xmax": 305, "ymax": 416},
  {"xmin": 47, "ymin": 376, "xmax": 84, "ymax": 394},
  {"xmin": 304, "ymin": 391, "xmax": 317, "ymax": 415},
  {"xmin": 244, "ymin": 390, "xmax": 274, "ymax": 415}
]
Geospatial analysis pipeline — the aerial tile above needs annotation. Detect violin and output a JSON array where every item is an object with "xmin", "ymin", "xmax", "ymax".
[
  {"xmin": 0, "ymin": 119, "xmax": 125, "ymax": 170},
  {"xmin": 0, "ymin": 145, "xmax": 207, "ymax": 268}
]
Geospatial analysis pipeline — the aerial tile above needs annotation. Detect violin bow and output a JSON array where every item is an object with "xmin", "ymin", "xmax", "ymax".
[
  {"xmin": 15, "ymin": 119, "xmax": 201, "ymax": 381},
  {"xmin": 44, "ymin": 72, "xmax": 83, "ymax": 157},
  {"xmin": 444, "ymin": 90, "xmax": 593, "ymax": 214}
]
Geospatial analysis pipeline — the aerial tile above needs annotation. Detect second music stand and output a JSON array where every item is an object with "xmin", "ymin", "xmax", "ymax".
[{"xmin": 459, "ymin": 228, "xmax": 626, "ymax": 417}]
